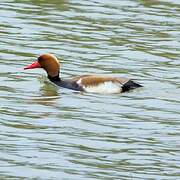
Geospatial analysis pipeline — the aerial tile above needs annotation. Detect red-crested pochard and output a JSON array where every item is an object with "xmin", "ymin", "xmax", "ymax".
[{"xmin": 24, "ymin": 54, "xmax": 142, "ymax": 94}]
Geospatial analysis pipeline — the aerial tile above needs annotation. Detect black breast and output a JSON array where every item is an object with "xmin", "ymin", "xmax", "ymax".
[{"xmin": 48, "ymin": 75, "xmax": 84, "ymax": 91}]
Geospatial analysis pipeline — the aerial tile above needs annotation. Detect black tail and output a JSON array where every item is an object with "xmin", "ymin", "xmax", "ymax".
[{"xmin": 121, "ymin": 80, "xmax": 142, "ymax": 92}]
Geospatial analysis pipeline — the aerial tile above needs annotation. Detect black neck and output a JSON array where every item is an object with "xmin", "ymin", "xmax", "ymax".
[{"xmin": 48, "ymin": 74, "xmax": 61, "ymax": 82}]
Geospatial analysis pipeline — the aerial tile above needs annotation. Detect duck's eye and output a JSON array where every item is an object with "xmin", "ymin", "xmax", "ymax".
[{"xmin": 38, "ymin": 56, "xmax": 43, "ymax": 61}]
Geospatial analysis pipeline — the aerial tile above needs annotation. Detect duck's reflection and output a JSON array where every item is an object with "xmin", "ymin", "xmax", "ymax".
[
  {"xmin": 32, "ymin": 77, "xmax": 60, "ymax": 106},
  {"xmin": 40, "ymin": 79, "xmax": 59, "ymax": 96}
]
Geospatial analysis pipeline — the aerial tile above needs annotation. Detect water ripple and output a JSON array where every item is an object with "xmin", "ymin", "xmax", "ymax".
[{"xmin": 0, "ymin": 0, "xmax": 180, "ymax": 179}]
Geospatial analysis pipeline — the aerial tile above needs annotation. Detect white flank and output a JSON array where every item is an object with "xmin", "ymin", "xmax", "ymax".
[
  {"xmin": 84, "ymin": 81, "xmax": 122, "ymax": 94},
  {"xmin": 77, "ymin": 78, "xmax": 82, "ymax": 84}
]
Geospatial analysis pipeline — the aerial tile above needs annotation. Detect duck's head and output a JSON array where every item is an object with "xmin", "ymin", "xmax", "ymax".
[{"xmin": 24, "ymin": 53, "xmax": 60, "ymax": 77}]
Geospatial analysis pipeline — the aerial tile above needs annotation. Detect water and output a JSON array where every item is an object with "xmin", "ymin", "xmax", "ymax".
[{"xmin": 0, "ymin": 0, "xmax": 180, "ymax": 179}]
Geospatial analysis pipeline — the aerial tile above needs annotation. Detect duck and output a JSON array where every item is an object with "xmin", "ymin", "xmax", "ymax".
[{"xmin": 24, "ymin": 53, "xmax": 142, "ymax": 94}]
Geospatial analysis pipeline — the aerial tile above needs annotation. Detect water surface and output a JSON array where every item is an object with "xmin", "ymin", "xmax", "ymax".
[{"xmin": 0, "ymin": 0, "xmax": 180, "ymax": 179}]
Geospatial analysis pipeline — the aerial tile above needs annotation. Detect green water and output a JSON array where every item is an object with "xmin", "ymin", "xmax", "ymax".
[{"xmin": 0, "ymin": 0, "xmax": 180, "ymax": 179}]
